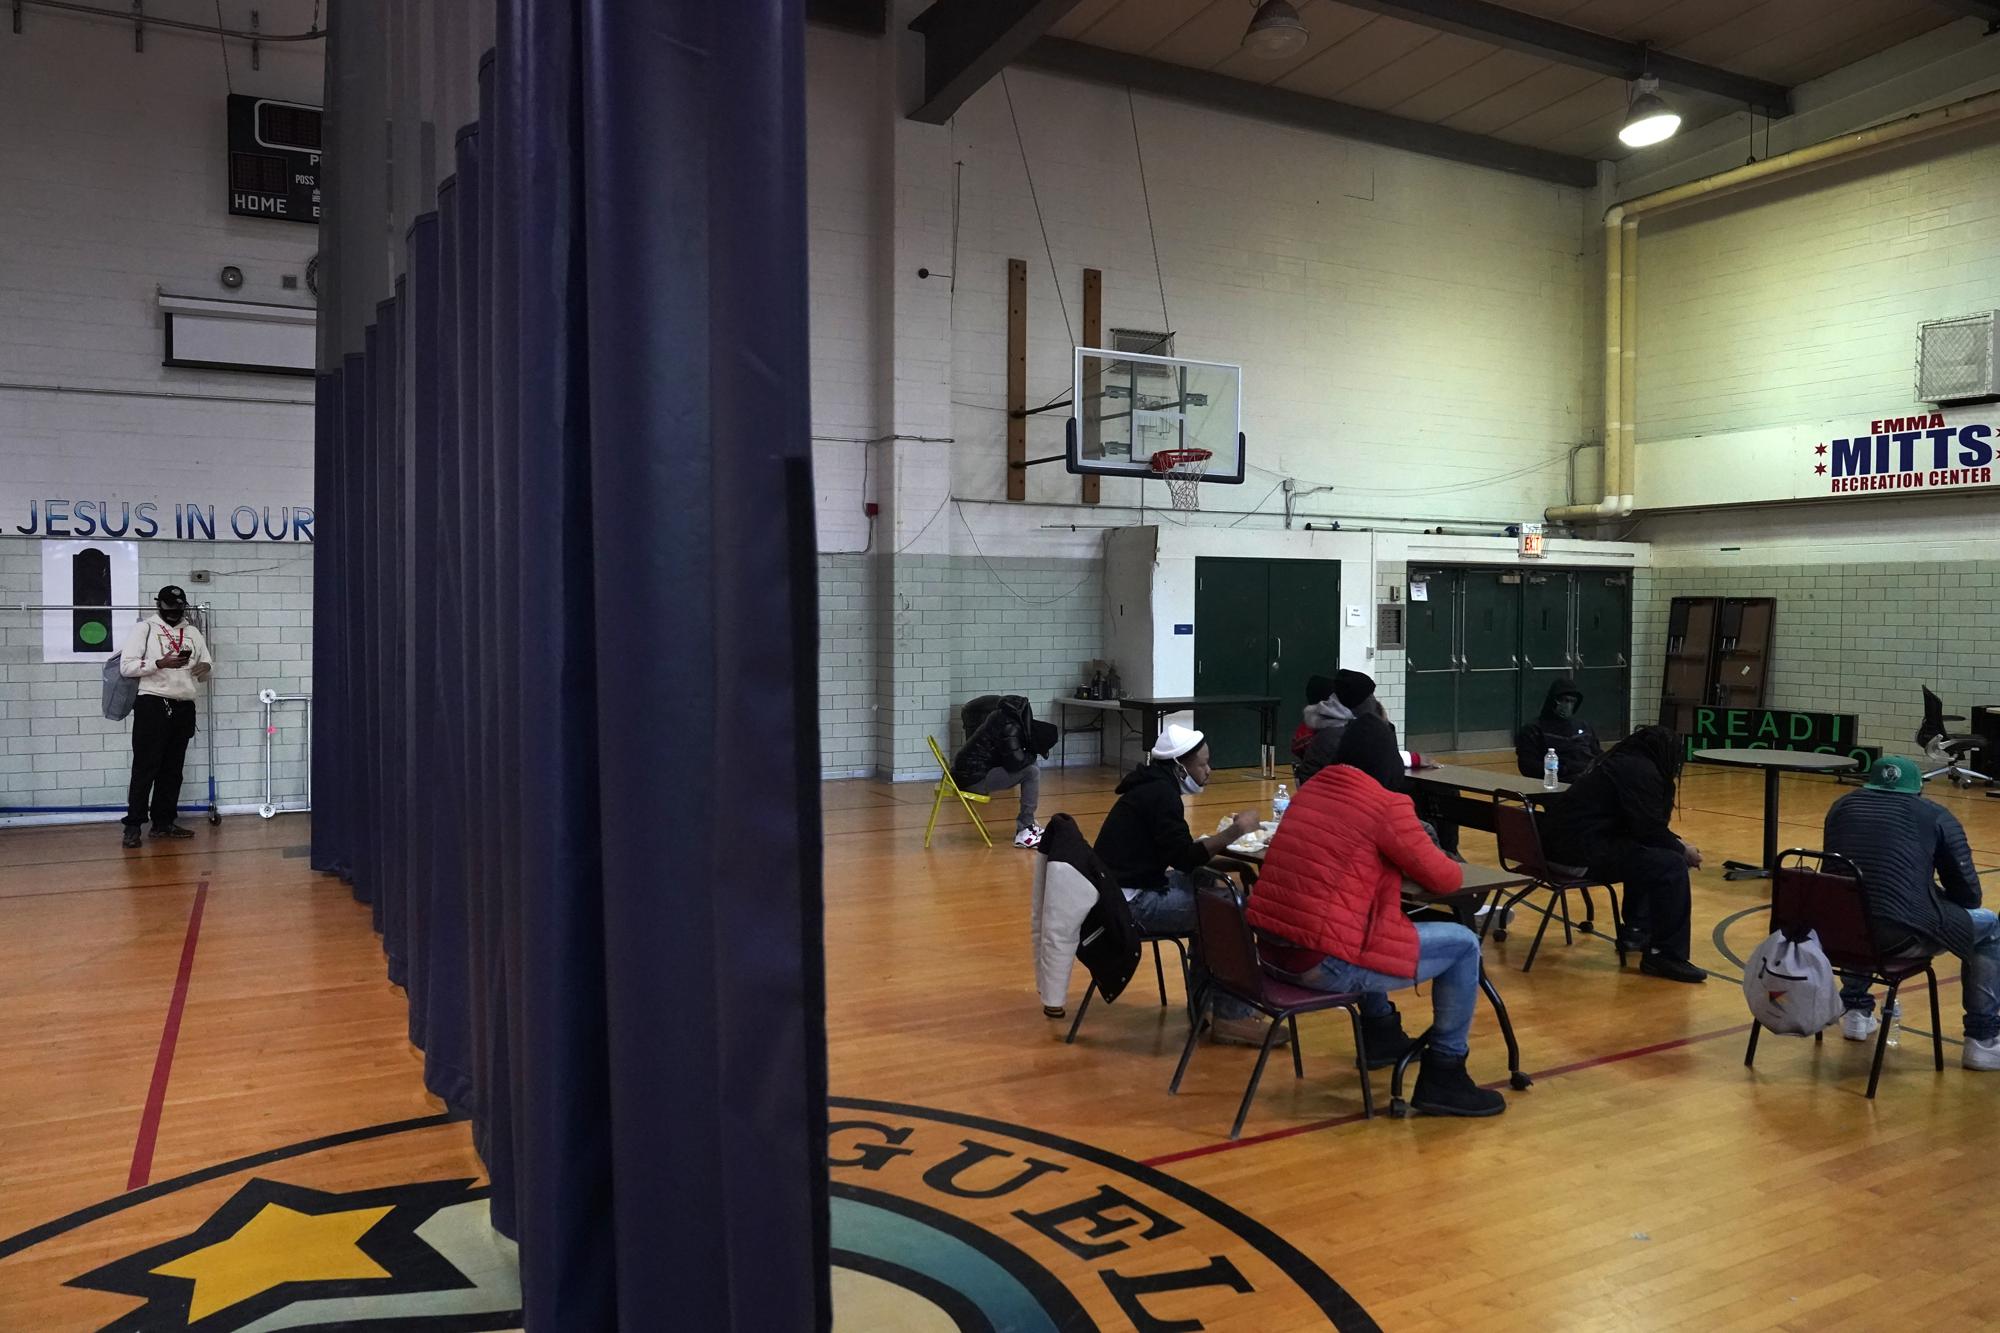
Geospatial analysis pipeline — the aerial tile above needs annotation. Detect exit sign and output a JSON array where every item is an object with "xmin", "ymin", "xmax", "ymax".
[{"xmin": 1517, "ymin": 523, "xmax": 1546, "ymax": 559}]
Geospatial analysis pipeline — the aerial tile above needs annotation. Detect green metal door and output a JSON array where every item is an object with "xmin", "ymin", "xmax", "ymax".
[
  {"xmin": 1267, "ymin": 559, "xmax": 1342, "ymax": 714},
  {"xmin": 1574, "ymin": 571, "xmax": 1631, "ymax": 739},
  {"xmin": 1520, "ymin": 570, "xmax": 1572, "ymax": 727},
  {"xmin": 1458, "ymin": 570, "xmax": 1522, "ymax": 749},
  {"xmin": 1194, "ymin": 558, "xmax": 1271, "ymax": 769},
  {"xmin": 1404, "ymin": 567, "xmax": 1457, "ymax": 752}
]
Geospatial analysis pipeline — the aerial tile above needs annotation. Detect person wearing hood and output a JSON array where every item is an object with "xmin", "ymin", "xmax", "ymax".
[
  {"xmin": 1514, "ymin": 678, "xmax": 1602, "ymax": 783},
  {"xmin": 1293, "ymin": 669, "xmax": 1381, "ymax": 785},
  {"xmin": 1537, "ymin": 725, "xmax": 1706, "ymax": 983},
  {"xmin": 1093, "ymin": 724, "xmax": 1269, "ymax": 1044},
  {"xmin": 951, "ymin": 694, "xmax": 1059, "ymax": 848},
  {"xmin": 117, "ymin": 584, "xmax": 213, "ymax": 848},
  {"xmin": 1251, "ymin": 709, "xmax": 1499, "ymax": 1116}
]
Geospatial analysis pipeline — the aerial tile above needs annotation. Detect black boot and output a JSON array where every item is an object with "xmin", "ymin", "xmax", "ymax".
[
  {"xmin": 121, "ymin": 825, "xmax": 142, "ymax": 849},
  {"xmin": 1410, "ymin": 1049, "xmax": 1506, "ymax": 1118},
  {"xmin": 1640, "ymin": 952, "xmax": 1707, "ymax": 984},
  {"xmin": 1359, "ymin": 1009, "xmax": 1419, "ymax": 1070}
]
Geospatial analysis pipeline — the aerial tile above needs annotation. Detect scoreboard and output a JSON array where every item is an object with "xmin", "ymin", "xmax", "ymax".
[{"xmin": 227, "ymin": 94, "xmax": 321, "ymax": 225}]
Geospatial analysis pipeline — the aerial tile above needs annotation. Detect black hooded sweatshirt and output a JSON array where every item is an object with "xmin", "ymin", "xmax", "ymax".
[
  {"xmin": 1094, "ymin": 760, "xmax": 1211, "ymax": 891},
  {"xmin": 1539, "ymin": 724, "xmax": 1680, "ymax": 871},
  {"xmin": 1514, "ymin": 677, "xmax": 1602, "ymax": 782}
]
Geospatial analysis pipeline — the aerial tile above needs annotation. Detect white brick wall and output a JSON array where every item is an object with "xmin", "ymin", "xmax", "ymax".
[
  {"xmin": 0, "ymin": 6, "xmax": 321, "ymax": 529},
  {"xmin": 1637, "ymin": 136, "xmax": 2000, "ymax": 447},
  {"xmin": 0, "ymin": 537, "xmax": 312, "ymax": 815}
]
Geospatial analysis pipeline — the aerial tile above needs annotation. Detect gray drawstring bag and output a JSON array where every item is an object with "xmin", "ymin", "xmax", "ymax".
[
  {"xmin": 101, "ymin": 624, "xmax": 146, "ymax": 721},
  {"xmin": 1743, "ymin": 926, "xmax": 1845, "ymax": 1036}
]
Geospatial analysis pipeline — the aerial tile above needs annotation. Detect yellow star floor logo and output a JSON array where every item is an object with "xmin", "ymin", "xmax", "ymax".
[{"xmin": 71, "ymin": 1178, "xmax": 515, "ymax": 1330}]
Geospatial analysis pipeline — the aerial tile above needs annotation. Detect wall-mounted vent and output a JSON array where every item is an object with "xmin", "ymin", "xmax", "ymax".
[
  {"xmin": 1110, "ymin": 327, "xmax": 1174, "ymax": 357},
  {"xmin": 1916, "ymin": 311, "xmax": 2000, "ymax": 405},
  {"xmin": 1376, "ymin": 604, "xmax": 1405, "ymax": 650}
]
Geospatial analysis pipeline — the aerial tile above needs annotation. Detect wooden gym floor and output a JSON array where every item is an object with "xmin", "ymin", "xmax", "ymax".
[{"xmin": 5, "ymin": 755, "xmax": 2000, "ymax": 1328}]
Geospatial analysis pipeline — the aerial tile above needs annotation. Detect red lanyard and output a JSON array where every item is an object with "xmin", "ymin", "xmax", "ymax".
[{"xmin": 162, "ymin": 625, "xmax": 187, "ymax": 657}]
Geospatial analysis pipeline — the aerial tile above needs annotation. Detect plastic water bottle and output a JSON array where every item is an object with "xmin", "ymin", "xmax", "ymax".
[
  {"xmin": 1543, "ymin": 748, "xmax": 1560, "ymax": 790},
  {"xmin": 1272, "ymin": 784, "xmax": 1291, "ymax": 821},
  {"xmin": 1885, "ymin": 999, "xmax": 1902, "ymax": 1048}
]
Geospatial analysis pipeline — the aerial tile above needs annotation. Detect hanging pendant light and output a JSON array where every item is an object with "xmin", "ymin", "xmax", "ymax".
[
  {"xmin": 1619, "ymin": 76, "xmax": 1681, "ymax": 148},
  {"xmin": 1243, "ymin": 0, "xmax": 1309, "ymax": 59}
]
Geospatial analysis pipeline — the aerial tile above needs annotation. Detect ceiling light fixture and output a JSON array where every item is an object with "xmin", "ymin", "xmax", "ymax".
[
  {"xmin": 1243, "ymin": 0, "xmax": 1309, "ymax": 59},
  {"xmin": 1619, "ymin": 76, "xmax": 1681, "ymax": 148}
]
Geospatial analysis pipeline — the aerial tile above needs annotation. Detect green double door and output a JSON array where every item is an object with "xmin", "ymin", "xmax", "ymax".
[
  {"xmin": 1406, "ymin": 566, "xmax": 1629, "ymax": 753},
  {"xmin": 1193, "ymin": 558, "xmax": 1342, "ymax": 769}
]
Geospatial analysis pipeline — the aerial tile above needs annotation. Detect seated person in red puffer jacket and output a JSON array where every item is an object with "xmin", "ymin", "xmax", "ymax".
[{"xmin": 1248, "ymin": 716, "xmax": 1505, "ymax": 1118}]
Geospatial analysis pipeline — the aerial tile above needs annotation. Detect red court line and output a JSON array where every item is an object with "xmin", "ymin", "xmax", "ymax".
[
  {"xmin": 1141, "ymin": 980, "xmax": 1965, "ymax": 1171},
  {"xmin": 127, "ymin": 879, "xmax": 209, "ymax": 1191}
]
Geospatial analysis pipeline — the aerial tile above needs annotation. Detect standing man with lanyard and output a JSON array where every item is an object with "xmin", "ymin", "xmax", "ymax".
[{"xmin": 118, "ymin": 585, "xmax": 213, "ymax": 848}]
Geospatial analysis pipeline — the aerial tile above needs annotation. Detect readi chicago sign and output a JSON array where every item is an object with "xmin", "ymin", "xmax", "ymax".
[{"xmin": 1816, "ymin": 410, "xmax": 1996, "ymax": 496}]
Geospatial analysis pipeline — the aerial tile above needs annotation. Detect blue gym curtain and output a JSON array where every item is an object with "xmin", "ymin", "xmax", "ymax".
[{"xmin": 312, "ymin": 4, "xmax": 829, "ymax": 1328}]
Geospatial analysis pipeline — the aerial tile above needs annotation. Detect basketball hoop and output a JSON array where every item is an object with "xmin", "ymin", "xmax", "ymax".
[{"xmin": 1149, "ymin": 448, "xmax": 1213, "ymax": 511}]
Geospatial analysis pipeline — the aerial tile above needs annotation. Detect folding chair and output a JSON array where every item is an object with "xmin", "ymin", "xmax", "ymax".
[
  {"xmin": 1745, "ymin": 850, "xmax": 1944, "ymax": 1100},
  {"xmin": 1486, "ymin": 791, "xmax": 1626, "ymax": 973},
  {"xmin": 923, "ymin": 735, "xmax": 992, "ymax": 848},
  {"xmin": 1065, "ymin": 933, "xmax": 1194, "ymax": 1043},
  {"xmin": 1169, "ymin": 878, "xmax": 1374, "ymax": 1139}
]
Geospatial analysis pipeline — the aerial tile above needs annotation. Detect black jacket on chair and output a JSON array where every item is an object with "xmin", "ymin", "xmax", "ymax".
[
  {"xmin": 1514, "ymin": 678, "xmax": 1603, "ymax": 782},
  {"xmin": 1038, "ymin": 814, "xmax": 1142, "ymax": 1002},
  {"xmin": 1824, "ymin": 788, "xmax": 1982, "ymax": 958},
  {"xmin": 952, "ymin": 695, "xmax": 1055, "ymax": 788}
]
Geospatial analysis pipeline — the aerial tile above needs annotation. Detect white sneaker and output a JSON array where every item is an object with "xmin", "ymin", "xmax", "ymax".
[
  {"xmin": 1013, "ymin": 825, "xmax": 1044, "ymax": 849},
  {"xmin": 1963, "ymin": 1035, "xmax": 2000, "ymax": 1071},
  {"xmin": 1840, "ymin": 1009, "xmax": 1879, "ymax": 1042}
]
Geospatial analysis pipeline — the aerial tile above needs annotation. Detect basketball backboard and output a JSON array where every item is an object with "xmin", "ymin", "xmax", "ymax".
[{"xmin": 1064, "ymin": 347, "xmax": 1245, "ymax": 484}]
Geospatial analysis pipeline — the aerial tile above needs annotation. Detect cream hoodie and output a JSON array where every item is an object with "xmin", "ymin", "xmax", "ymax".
[{"xmin": 119, "ymin": 614, "xmax": 214, "ymax": 702}]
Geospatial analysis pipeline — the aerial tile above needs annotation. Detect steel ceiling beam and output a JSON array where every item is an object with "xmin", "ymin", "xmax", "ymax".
[
  {"xmin": 1016, "ymin": 38, "xmax": 1598, "ymax": 187},
  {"xmin": 908, "ymin": 0, "xmax": 1086, "ymax": 124},
  {"xmin": 1335, "ymin": 0, "xmax": 1793, "ymax": 116}
]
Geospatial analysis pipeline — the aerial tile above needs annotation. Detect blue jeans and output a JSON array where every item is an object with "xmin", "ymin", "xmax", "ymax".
[
  {"xmin": 1127, "ymin": 870, "xmax": 1398, "ymax": 1025},
  {"xmin": 1839, "ymin": 907, "xmax": 2000, "ymax": 1041},
  {"xmin": 1274, "ymin": 921, "xmax": 1483, "ymax": 1058}
]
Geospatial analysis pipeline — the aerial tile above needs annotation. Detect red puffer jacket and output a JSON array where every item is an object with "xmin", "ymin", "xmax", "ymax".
[{"xmin": 1247, "ymin": 765, "xmax": 1463, "ymax": 979}]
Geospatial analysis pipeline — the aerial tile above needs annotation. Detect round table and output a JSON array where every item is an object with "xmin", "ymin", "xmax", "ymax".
[{"xmin": 1688, "ymin": 748, "xmax": 1862, "ymax": 880}]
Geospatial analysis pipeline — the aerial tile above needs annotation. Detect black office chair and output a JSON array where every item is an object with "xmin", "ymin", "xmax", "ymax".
[{"xmin": 1917, "ymin": 687, "xmax": 1989, "ymax": 788}]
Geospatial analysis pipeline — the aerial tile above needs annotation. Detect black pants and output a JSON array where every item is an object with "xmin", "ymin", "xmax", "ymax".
[
  {"xmin": 1593, "ymin": 843, "xmax": 1692, "ymax": 959},
  {"xmin": 125, "ymin": 696, "xmax": 198, "ymax": 829}
]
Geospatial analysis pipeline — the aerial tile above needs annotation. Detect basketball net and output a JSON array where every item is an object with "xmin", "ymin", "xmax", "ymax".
[{"xmin": 1149, "ymin": 448, "xmax": 1213, "ymax": 512}]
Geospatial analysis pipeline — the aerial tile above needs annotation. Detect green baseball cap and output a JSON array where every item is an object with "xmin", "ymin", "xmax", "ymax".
[{"xmin": 1865, "ymin": 756, "xmax": 1923, "ymax": 794}]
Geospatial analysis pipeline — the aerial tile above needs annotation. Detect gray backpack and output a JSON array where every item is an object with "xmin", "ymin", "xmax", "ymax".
[
  {"xmin": 1742, "ymin": 926, "xmax": 1845, "ymax": 1036},
  {"xmin": 101, "ymin": 624, "xmax": 145, "ymax": 721}
]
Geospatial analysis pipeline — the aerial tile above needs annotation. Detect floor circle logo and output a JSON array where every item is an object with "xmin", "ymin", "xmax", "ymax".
[
  {"xmin": 0, "ymin": 1101, "xmax": 1374, "ymax": 1330},
  {"xmin": 828, "ymin": 1097, "xmax": 1376, "ymax": 1331}
]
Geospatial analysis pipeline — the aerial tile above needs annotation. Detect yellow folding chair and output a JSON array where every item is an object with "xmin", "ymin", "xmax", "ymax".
[{"xmin": 924, "ymin": 735, "xmax": 993, "ymax": 848}]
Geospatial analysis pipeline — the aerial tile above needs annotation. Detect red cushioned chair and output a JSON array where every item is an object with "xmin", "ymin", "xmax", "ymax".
[
  {"xmin": 1168, "ymin": 876, "xmax": 1374, "ymax": 1140},
  {"xmin": 1486, "ymin": 790, "xmax": 1627, "ymax": 973},
  {"xmin": 1745, "ymin": 850, "xmax": 1944, "ymax": 1100}
]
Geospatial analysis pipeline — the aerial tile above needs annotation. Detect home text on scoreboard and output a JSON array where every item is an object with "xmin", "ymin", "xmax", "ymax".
[{"xmin": 227, "ymin": 94, "xmax": 321, "ymax": 225}]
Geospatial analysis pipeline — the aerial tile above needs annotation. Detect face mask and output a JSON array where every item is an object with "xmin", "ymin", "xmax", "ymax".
[
  {"xmin": 1175, "ymin": 762, "xmax": 1204, "ymax": 795},
  {"xmin": 160, "ymin": 605, "xmax": 185, "ymax": 626},
  {"xmin": 1553, "ymin": 698, "xmax": 1577, "ymax": 720}
]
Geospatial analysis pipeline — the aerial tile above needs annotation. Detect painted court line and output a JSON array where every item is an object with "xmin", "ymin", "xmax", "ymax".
[
  {"xmin": 127, "ymin": 879, "xmax": 210, "ymax": 1191},
  {"xmin": 1140, "ymin": 1010, "xmax": 1896, "ymax": 1170}
]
